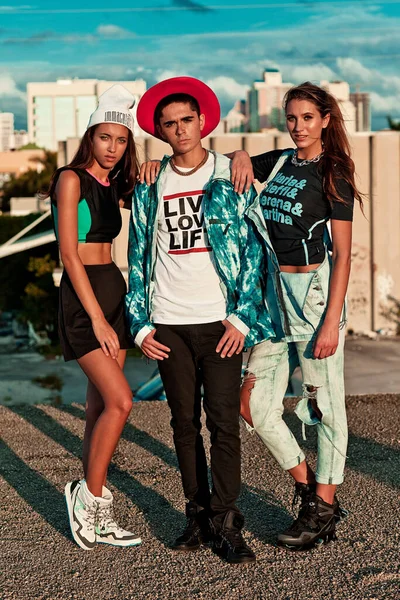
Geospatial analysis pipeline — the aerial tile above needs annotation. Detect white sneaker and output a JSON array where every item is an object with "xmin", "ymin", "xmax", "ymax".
[
  {"xmin": 95, "ymin": 486, "xmax": 142, "ymax": 548},
  {"xmin": 65, "ymin": 480, "xmax": 97, "ymax": 551}
]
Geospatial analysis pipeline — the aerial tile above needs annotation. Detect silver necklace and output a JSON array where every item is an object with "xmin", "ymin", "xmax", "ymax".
[{"xmin": 291, "ymin": 149, "xmax": 324, "ymax": 167}]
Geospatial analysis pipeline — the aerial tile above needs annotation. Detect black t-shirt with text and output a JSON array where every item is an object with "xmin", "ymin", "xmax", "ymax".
[{"xmin": 251, "ymin": 150, "xmax": 354, "ymax": 266}]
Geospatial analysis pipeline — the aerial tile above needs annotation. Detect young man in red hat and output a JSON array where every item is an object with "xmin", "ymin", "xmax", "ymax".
[{"xmin": 125, "ymin": 77, "xmax": 273, "ymax": 564}]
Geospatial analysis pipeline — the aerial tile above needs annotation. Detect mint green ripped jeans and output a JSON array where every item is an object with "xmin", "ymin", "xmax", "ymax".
[{"xmin": 244, "ymin": 255, "xmax": 348, "ymax": 485}]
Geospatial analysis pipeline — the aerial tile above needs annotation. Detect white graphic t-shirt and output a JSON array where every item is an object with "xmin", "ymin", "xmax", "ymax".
[{"xmin": 151, "ymin": 153, "xmax": 227, "ymax": 325}]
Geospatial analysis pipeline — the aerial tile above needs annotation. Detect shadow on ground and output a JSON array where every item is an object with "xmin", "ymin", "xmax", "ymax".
[
  {"xmin": 9, "ymin": 405, "xmax": 184, "ymax": 547},
  {"xmin": 9, "ymin": 404, "xmax": 290, "ymax": 547},
  {"xmin": 5, "ymin": 399, "xmax": 399, "ymax": 555}
]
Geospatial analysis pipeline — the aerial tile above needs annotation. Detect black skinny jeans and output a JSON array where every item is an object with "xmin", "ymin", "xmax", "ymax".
[{"xmin": 155, "ymin": 321, "xmax": 243, "ymax": 528}]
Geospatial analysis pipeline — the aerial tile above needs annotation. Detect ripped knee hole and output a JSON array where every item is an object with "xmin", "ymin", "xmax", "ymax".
[{"xmin": 302, "ymin": 383, "xmax": 323, "ymax": 421}]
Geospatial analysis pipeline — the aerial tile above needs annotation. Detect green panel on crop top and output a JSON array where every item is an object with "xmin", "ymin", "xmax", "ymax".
[{"xmin": 51, "ymin": 167, "xmax": 122, "ymax": 244}]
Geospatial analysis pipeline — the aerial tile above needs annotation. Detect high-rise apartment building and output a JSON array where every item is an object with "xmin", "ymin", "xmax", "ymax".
[
  {"xmin": 9, "ymin": 130, "xmax": 29, "ymax": 150},
  {"xmin": 247, "ymin": 69, "xmax": 293, "ymax": 133},
  {"xmin": 350, "ymin": 91, "xmax": 371, "ymax": 132},
  {"xmin": 321, "ymin": 81, "xmax": 358, "ymax": 133},
  {"xmin": 228, "ymin": 71, "xmax": 371, "ymax": 135},
  {"xmin": 0, "ymin": 112, "xmax": 14, "ymax": 151},
  {"xmin": 222, "ymin": 100, "xmax": 246, "ymax": 133},
  {"xmin": 27, "ymin": 78, "xmax": 147, "ymax": 150}
]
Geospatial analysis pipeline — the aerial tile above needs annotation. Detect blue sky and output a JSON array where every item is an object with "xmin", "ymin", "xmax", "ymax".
[{"xmin": 1, "ymin": 1, "xmax": 400, "ymax": 130}]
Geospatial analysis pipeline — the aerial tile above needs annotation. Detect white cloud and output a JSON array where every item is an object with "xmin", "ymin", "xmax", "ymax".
[
  {"xmin": 369, "ymin": 92, "xmax": 399, "ymax": 114},
  {"xmin": 336, "ymin": 58, "xmax": 374, "ymax": 86},
  {"xmin": 156, "ymin": 70, "xmax": 181, "ymax": 82},
  {"xmin": 335, "ymin": 58, "xmax": 400, "ymax": 113},
  {"xmin": 0, "ymin": 72, "xmax": 26, "ymax": 99},
  {"xmin": 282, "ymin": 64, "xmax": 337, "ymax": 85},
  {"xmin": 96, "ymin": 24, "xmax": 135, "ymax": 39},
  {"xmin": 205, "ymin": 76, "xmax": 248, "ymax": 101},
  {"xmin": 0, "ymin": 5, "xmax": 34, "ymax": 9}
]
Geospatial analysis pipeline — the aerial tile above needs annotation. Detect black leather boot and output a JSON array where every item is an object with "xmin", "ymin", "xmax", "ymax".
[
  {"xmin": 293, "ymin": 482, "xmax": 348, "ymax": 523},
  {"xmin": 171, "ymin": 503, "xmax": 211, "ymax": 552},
  {"xmin": 278, "ymin": 492, "xmax": 337, "ymax": 550},
  {"xmin": 212, "ymin": 511, "xmax": 256, "ymax": 564}
]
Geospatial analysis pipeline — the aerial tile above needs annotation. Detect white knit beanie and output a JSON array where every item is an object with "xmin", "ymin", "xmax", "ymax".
[{"xmin": 87, "ymin": 84, "xmax": 136, "ymax": 133}]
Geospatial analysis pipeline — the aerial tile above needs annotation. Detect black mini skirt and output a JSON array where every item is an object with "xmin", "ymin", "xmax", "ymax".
[{"xmin": 58, "ymin": 262, "xmax": 131, "ymax": 362}]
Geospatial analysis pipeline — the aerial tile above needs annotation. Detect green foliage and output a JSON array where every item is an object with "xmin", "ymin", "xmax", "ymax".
[
  {"xmin": 27, "ymin": 254, "xmax": 56, "ymax": 278},
  {"xmin": 20, "ymin": 254, "xmax": 59, "ymax": 339},
  {"xmin": 18, "ymin": 143, "xmax": 42, "ymax": 150},
  {"xmin": 0, "ymin": 213, "xmax": 41, "ymax": 244},
  {"xmin": 387, "ymin": 116, "xmax": 400, "ymax": 131},
  {"xmin": 1, "ymin": 150, "xmax": 57, "ymax": 212}
]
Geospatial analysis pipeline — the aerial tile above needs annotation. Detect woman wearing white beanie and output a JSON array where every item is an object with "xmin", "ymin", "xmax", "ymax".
[{"xmin": 46, "ymin": 84, "xmax": 141, "ymax": 550}]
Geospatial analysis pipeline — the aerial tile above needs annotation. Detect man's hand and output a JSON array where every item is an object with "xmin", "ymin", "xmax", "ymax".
[
  {"xmin": 231, "ymin": 150, "xmax": 254, "ymax": 194},
  {"xmin": 139, "ymin": 160, "xmax": 161, "ymax": 185},
  {"xmin": 216, "ymin": 319, "xmax": 245, "ymax": 358},
  {"xmin": 313, "ymin": 321, "xmax": 339, "ymax": 360},
  {"xmin": 141, "ymin": 329, "xmax": 170, "ymax": 360}
]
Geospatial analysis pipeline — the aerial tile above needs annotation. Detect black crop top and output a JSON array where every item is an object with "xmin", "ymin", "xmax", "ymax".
[
  {"xmin": 251, "ymin": 150, "xmax": 354, "ymax": 266},
  {"xmin": 51, "ymin": 168, "xmax": 122, "ymax": 244}
]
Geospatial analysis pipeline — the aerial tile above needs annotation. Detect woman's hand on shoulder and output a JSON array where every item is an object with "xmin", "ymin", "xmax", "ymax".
[
  {"xmin": 91, "ymin": 315, "xmax": 120, "ymax": 360},
  {"xmin": 139, "ymin": 160, "xmax": 161, "ymax": 185},
  {"xmin": 230, "ymin": 150, "xmax": 254, "ymax": 194}
]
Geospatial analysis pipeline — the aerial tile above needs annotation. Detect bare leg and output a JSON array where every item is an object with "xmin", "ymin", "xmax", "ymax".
[
  {"xmin": 77, "ymin": 349, "xmax": 132, "ymax": 497},
  {"xmin": 239, "ymin": 376, "xmax": 255, "ymax": 427},
  {"xmin": 82, "ymin": 351, "xmax": 127, "ymax": 485},
  {"xmin": 316, "ymin": 483, "xmax": 336, "ymax": 505},
  {"xmin": 288, "ymin": 460, "xmax": 316, "ymax": 485}
]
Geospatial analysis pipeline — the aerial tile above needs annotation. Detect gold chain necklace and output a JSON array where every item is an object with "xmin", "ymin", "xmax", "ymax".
[{"xmin": 170, "ymin": 149, "xmax": 209, "ymax": 176}]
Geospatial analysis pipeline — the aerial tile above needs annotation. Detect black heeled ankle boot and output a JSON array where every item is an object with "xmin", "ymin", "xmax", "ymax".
[{"xmin": 278, "ymin": 492, "xmax": 337, "ymax": 550}]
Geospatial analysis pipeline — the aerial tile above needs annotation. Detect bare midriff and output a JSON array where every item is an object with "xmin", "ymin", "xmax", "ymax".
[
  {"xmin": 77, "ymin": 242, "xmax": 113, "ymax": 265},
  {"xmin": 280, "ymin": 262, "xmax": 321, "ymax": 273}
]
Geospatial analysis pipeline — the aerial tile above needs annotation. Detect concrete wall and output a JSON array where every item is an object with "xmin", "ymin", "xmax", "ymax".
[
  {"xmin": 371, "ymin": 133, "xmax": 400, "ymax": 331},
  {"xmin": 64, "ymin": 131, "xmax": 400, "ymax": 333}
]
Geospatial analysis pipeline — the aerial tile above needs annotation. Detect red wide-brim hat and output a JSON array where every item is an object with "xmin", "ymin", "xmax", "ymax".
[{"xmin": 137, "ymin": 76, "xmax": 221, "ymax": 139}]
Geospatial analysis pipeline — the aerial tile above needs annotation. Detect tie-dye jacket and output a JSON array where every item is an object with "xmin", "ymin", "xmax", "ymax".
[{"xmin": 125, "ymin": 151, "xmax": 274, "ymax": 349}]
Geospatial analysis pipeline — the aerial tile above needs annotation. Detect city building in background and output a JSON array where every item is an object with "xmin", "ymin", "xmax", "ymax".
[
  {"xmin": 226, "ymin": 69, "xmax": 371, "ymax": 134},
  {"xmin": 0, "ymin": 113, "xmax": 14, "ymax": 151},
  {"xmin": 222, "ymin": 100, "xmax": 247, "ymax": 133},
  {"xmin": 0, "ymin": 112, "xmax": 29, "ymax": 150},
  {"xmin": 27, "ymin": 78, "xmax": 147, "ymax": 150},
  {"xmin": 247, "ymin": 69, "xmax": 292, "ymax": 132},
  {"xmin": 321, "ymin": 80, "xmax": 357, "ymax": 133},
  {"xmin": 350, "ymin": 90, "xmax": 371, "ymax": 132},
  {"xmin": 9, "ymin": 130, "xmax": 29, "ymax": 150}
]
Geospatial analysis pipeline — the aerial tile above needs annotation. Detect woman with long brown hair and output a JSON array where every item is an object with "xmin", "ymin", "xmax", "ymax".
[
  {"xmin": 232, "ymin": 81, "xmax": 363, "ymax": 550},
  {"xmin": 48, "ymin": 84, "xmax": 141, "ymax": 550}
]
